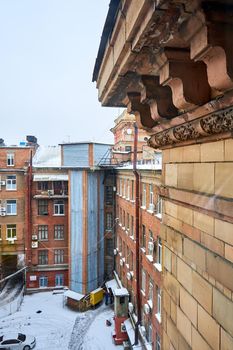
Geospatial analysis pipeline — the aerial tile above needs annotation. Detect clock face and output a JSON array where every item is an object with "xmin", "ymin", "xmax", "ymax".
[{"xmin": 125, "ymin": 128, "xmax": 132, "ymax": 135}]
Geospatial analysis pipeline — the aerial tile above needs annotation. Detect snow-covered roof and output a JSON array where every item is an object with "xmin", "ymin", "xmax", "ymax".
[
  {"xmin": 33, "ymin": 174, "xmax": 68, "ymax": 181},
  {"xmin": 33, "ymin": 145, "xmax": 61, "ymax": 168},
  {"xmin": 113, "ymin": 288, "xmax": 129, "ymax": 297},
  {"xmin": 64, "ymin": 290, "xmax": 85, "ymax": 301},
  {"xmin": 105, "ymin": 279, "xmax": 119, "ymax": 293}
]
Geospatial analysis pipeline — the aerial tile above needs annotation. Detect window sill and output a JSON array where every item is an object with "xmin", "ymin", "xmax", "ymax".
[
  {"xmin": 141, "ymin": 247, "xmax": 146, "ymax": 254},
  {"xmin": 6, "ymin": 189, "xmax": 17, "ymax": 191},
  {"xmin": 147, "ymin": 209, "xmax": 154, "ymax": 214},
  {"xmin": 129, "ymin": 235, "xmax": 134, "ymax": 241},
  {"xmin": 140, "ymin": 206, "xmax": 146, "ymax": 210},
  {"xmin": 6, "ymin": 213, "xmax": 17, "ymax": 216},
  {"xmin": 147, "ymin": 299, "xmax": 153, "ymax": 309},
  {"xmin": 155, "ymin": 213, "xmax": 162, "ymax": 220},
  {"xmin": 53, "ymin": 214, "xmax": 65, "ymax": 216},
  {"xmin": 130, "ymin": 199, "xmax": 135, "ymax": 203},
  {"xmin": 54, "ymin": 238, "xmax": 64, "ymax": 241},
  {"xmin": 155, "ymin": 313, "xmax": 161, "ymax": 324},
  {"xmin": 154, "ymin": 263, "xmax": 162, "ymax": 272},
  {"xmin": 146, "ymin": 255, "xmax": 153, "ymax": 263},
  {"xmin": 6, "ymin": 238, "xmax": 17, "ymax": 241},
  {"xmin": 125, "ymin": 263, "xmax": 129, "ymax": 269}
]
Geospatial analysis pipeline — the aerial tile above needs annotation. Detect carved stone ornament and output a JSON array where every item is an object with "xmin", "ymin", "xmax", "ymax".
[{"xmin": 148, "ymin": 106, "xmax": 233, "ymax": 148}]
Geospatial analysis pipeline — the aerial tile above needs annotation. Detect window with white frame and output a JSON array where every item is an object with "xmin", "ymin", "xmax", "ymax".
[
  {"xmin": 38, "ymin": 250, "xmax": 48, "ymax": 265},
  {"xmin": 149, "ymin": 184, "xmax": 154, "ymax": 210},
  {"xmin": 6, "ymin": 175, "xmax": 16, "ymax": 190},
  {"xmin": 156, "ymin": 195, "xmax": 162, "ymax": 218},
  {"xmin": 142, "ymin": 183, "xmax": 146, "ymax": 207},
  {"xmin": 148, "ymin": 278, "xmax": 153, "ymax": 305},
  {"xmin": 127, "ymin": 179, "xmax": 130, "ymax": 199},
  {"xmin": 54, "ymin": 249, "xmax": 64, "ymax": 264},
  {"xmin": 54, "ymin": 225, "xmax": 64, "ymax": 239},
  {"xmin": 156, "ymin": 333, "xmax": 161, "ymax": 350},
  {"xmin": 141, "ymin": 269, "xmax": 146, "ymax": 293},
  {"xmin": 39, "ymin": 276, "xmax": 48, "ymax": 287},
  {"xmin": 7, "ymin": 153, "xmax": 14, "ymax": 166},
  {"xmin": 156, "ymin": 286, "xmax": 161, "ymax": 322},
  {"xmin": 6, "ymin": 200, "xmax": 17, "ymax": 215},
  {"xmin": 131, "ymin": 216, "xmax": 134, "ymax": 238},
  {"xmin": 38, "ymin": 225, "xmax": 48, "ymax": 240},
  {"xmin": 55, "ymin": 274, "xmax": 64, "ymax": 286},
  {"xmin": 147, "ymin": 320, "xmax": 153, "ymax": 343},
  {"xmin": 6, "ymin": 224, "xmax": 16, "ymax": 240},
  {"xmin": 157, "ymin": 237, "xmax": 162, "ymax": 266},
  {"xmin": 54, "ymin": 200, "xmax": 64, "ymax": 215},
  {"xmin": 148, "ymin": 230, "xmax": 154, "ymax": 256},
  {"xmin": 106, "ymin": 212, "xmax": 113, "ymax": 230}
]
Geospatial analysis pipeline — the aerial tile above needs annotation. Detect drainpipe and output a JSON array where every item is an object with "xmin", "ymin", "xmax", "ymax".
[
  {"xmin": 27, "ymin": 150, "xmax": 33, "ymax": 270},
  {"xmin": 133, "ymin": 123, "xmax": 141, "ymax": 345}
]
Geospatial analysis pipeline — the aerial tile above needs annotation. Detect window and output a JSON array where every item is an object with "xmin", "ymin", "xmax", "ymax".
[
  {"xmin": 142, "ymin": 183, "xmax": 146, "ymax": 207},
  {"xmin": 106, "ymin": 212, "xmax": 113, "ymax": 230},
  {"xmin": 125, "ymin": 145, "xmax": 132, "ymax": 152},
  {"xmin": 6, "ymin": 200, "xmax": 17, "ymax": 215},
  {"xmin": 38, "ymin": 225, "xmax": 48, "ymax": 240},
  {"xmin": 131, "ymin": 216, "xmax": 134, "ymax": 238},
  {"xmin": 6, "ymin": 224, "xmax": 16, "ymax": 240},
  {"xmin": 156, "ymin": 195, "xmax": 162, "ymax": 218},
  {"xmin": 156, "ymin": 286, "xmax": 161, "ymax": 323},
  {"xmin": 54, "ymin": 200, "xmax": 64, "ymax": 215},
  {"xmin": 127, "ymin": 179, "xmax": 130, "ymax": 199},
  {"xmin": 54, "ymin": 249, "xmax": 64, "ymax": 264},
  {"xmin": 157, "ymin": 237, "xmax": 162, "ymax": 265},
  {"xmin": 148, "ymin": 278, "xmax": 153, "ymax": 305},
  {"xmin": 148, "ymin": 230, "xmax": 154, "ymax": 256},
  {"xmin": 38, "ymin": 250, "xmax": 48, "ymax": 265},
  {"xmin": 7, "ymin": 153, "xmax": 14, "ymax": 166},
  {"xmin": 147, "ymin": 320, "xmax": 153, "ymax": 343},
  {"xmin": 6, "ymin": 175, "xmax": 16, "ymax": 190},
  {"xmin": 149, "ymin": 184, "xmax": 154, "ymax": 211},
  {"xmin": 105, "ymin": 186, "xmax": 113, "ymax": 205},
  {"xmin": 122, "ymin": 210, "xmax": 125, "ymax": 227},
  {"xmin": 156, "ymin": 333, "xmax": 161, "ymax": 350},
  {"xmin": 39, "ymin": 276, "xmax": 48, "ymax": 287},
  {"xmin": 141, "ymin": 269, "xmax": 146, "ymax": 293},
  {"xmin": 54, "ymin": 225, "xmax": 64, "ymax": 239},
  {"xmin": 38, "ymin": 181, "xmax": 49, "ymax": 191},
  {"xmin": 131, "ymin": 180, "xmax": 134, "ymax": 200},
  {"xmin": 38, "ymin": 200, "xmax": 48, "ymax": 215},
  {"xmin": 55, "ymin": 274, "xmax": 64, "ymax": 286},
  {"xmin": 126, "ymin": 213, "xmax": 130, "ymax": 231},
  {"xmin": 142, "ymin": 225, "xmax": 146, "ymax": 248}
]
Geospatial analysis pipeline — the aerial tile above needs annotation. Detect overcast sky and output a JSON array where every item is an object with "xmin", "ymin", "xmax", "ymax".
[{"xmin": 0, "ymin": 0, "xmax": 121, "ymax": 146}]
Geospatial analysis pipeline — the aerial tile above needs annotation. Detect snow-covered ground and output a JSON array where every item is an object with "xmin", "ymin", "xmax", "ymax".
[{"xmin": 0, "ymin": 291, "xmax": 124, "ymax": 350}]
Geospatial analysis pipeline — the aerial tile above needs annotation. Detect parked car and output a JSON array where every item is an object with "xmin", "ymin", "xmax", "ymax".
[{"xmin": 0, "ymin": 333, "xmax": 36, "ymax": 350}]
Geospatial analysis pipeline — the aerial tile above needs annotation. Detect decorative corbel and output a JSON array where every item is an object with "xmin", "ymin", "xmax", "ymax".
[
  {"xmin": 158, "ymin": 48, "xmax": 211, "ymax": 110},
  {"xmin": 184, "ymin": 4, "xmax": 233, "ymax": 92},
  {"xmin": 127, "ymin": 92, "xmax": 156, "ymax": 130},
  {"xmin": 140, "ymin": 75, "xmax": 178, "ymax": 121}
]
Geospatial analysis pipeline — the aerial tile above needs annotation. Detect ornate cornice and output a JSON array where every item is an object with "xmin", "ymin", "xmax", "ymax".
[{"xmin": 148, "ymin": 106, "xmax": 233, "ymax": 148}]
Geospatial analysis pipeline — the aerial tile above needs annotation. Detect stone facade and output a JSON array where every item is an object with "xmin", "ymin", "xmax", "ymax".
[{"xmin": 94, "ymin": 1, "xmax": 233, "ymax": 348}]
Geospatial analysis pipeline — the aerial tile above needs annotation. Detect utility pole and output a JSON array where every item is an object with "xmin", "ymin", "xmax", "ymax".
[{"xmin": 133, "ymin": 123, "xmax": 141, "ymax": 345}]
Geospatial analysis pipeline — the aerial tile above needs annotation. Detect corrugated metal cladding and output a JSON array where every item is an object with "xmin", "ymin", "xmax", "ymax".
[
  {"xmin": 70, "ymin": 171, "xmax": 83, "ymax": 293},
  {"xmin": 93, "ymin": 144, "xmax": 111, "ymax": 166},
  {"xmin": 98, "ymin": 172, "xmax": 105, "ymax": 284},
  {"xmin": 87, "ymin": 172, "xmax": 98, "ymax": 292},
  {"xmin": 62, "ymin": 144, "xmax": 89, "ymax": 167}
]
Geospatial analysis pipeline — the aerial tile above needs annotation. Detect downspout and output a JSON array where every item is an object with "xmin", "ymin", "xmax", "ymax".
[
  {"xmin": 27, "ymin": 150, "xmax": 33, "ymax": 270},
  {"xmin": 133, "ymin": 123, "xmax": 141, "ymax": 345}
]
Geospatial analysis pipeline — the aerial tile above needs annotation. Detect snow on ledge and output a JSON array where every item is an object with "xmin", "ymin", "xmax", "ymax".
[{"xmin": 64, "ymin": 290, "xmax": 85, "ymax": 301}]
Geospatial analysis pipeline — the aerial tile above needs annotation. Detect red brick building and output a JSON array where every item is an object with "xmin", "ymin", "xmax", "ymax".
[
  {"xmin": 26, "ymin": 145, "xmax": 69, "ymax": 290},
  {"xmin": 0, "ymin": 137, "xmax": 37, "ymax": 279}
]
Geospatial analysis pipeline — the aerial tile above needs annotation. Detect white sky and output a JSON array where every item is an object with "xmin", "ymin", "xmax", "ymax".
[{"xmin": 0, "ymin": 0, "xmax": 122, "ymax": 146}]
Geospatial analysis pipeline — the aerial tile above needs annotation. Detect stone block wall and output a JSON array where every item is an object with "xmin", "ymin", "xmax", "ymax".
[{"xmin": 162, "ymin": 139, "xmax": 233, "ymax": 350}]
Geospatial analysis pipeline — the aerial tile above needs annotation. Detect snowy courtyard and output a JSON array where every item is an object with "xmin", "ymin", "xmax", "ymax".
[{"xmin": 0, "ymin": 291, "xmax": 123, "ymax": 350}]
